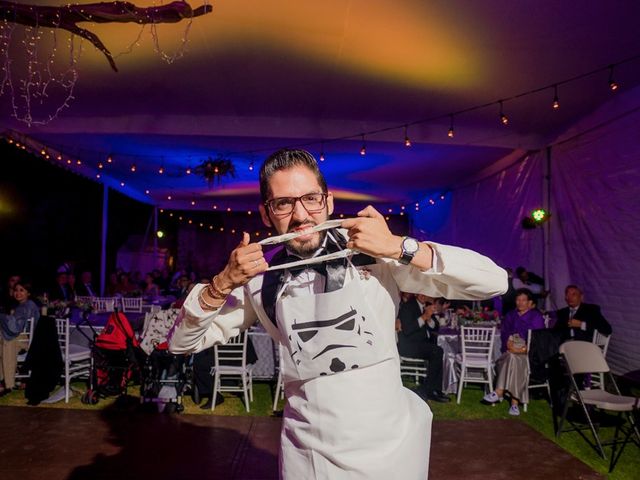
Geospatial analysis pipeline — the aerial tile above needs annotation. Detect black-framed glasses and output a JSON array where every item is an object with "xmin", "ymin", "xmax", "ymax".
[{"xmin": 265, "ymin": 193, "xmax": 328, "ymax": 215}]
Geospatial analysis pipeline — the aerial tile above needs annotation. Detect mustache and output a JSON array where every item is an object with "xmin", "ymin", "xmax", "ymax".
[{"xmin": 287, "ymin": 220, "xmax": 317, "ymax": 233}]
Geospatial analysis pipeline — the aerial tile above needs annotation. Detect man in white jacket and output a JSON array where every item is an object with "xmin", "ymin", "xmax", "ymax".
[{"xmin": 169, "ymin": 149, "xmax": 507, "ymax": 479}]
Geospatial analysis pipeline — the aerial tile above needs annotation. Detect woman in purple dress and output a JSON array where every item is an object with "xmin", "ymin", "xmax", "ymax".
[{"xmin": 482, "ymin": 288, "xmax": 544, "ymax": 415}]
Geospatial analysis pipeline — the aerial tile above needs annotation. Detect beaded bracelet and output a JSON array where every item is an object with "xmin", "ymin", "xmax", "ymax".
[
  {"xmin": 198, "ymin": 288, "xmax": 220, "ymax": 311},
  {"xmin": 207, "ymin": 275, "xmax": 232, "ymax": 300}
]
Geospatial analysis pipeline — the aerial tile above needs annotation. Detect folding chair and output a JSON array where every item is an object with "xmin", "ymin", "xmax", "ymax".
[
  {"xmin": 523, "ymin": 329, "xmax": 551, "ymax": 412},
  {"xmin": 591, "ymin": 331, "xmax": 612, "ymax": 389},
  {"xmin": 121, "ymin": 297, "xmax": 143, "ymax": 313},
  {"xmin": 557, "ymin": 341, "xmax": 640, "ymax": 472},
  {"xmin": 455, "ymin": 326, "xmax": 496, "ymax": 404},
  {"xmin": 400, "ymin": 356, "xmax": 427, "ymax": 384},
  {"xmin": 15, "ymin": 317, "xmax": 36, "ymax": 382},
  {"xmin": 56, "ymin": 318, "xmax": 92, "ymax": 403},
  {"xmin": 211, "ymin": 331, "xmax": 254, "ymax": 412}
]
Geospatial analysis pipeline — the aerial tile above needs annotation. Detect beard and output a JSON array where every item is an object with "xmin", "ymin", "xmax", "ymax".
[
  {"xmin": 285, "ymin": 220, "xmax": 327, "ymax": 257},
  {"xmin": 286, "ymin": 230, "xmax": 327, "ymax": 257}
]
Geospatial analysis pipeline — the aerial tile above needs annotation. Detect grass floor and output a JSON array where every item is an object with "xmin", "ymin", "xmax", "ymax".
[{"xmin": 1, "ymin": 381, "xmax": 637, "ymax": 480}]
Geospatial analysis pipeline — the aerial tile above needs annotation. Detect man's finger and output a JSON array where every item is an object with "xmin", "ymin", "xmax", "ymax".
[
  {"xmin": 239, "ymin": 231, "xmax": 250, "ymax": 247},
  {"xmin": 357, "ymin": 205, "xmax": 383, "ymax": 219}
]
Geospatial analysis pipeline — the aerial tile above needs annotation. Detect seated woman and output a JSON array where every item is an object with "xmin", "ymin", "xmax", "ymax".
[
  {"xmin": 0, "ymin": 280, "xmax": 40, "ymax": 396},
  {"xmin": 143, "ymin": 273, "xmax": 161, "ymax": 301},
  {"xmin": 482, "ymin": 288, "xmax": 544, "ymax": 415}
]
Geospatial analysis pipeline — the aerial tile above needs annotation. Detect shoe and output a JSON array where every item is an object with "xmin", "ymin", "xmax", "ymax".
[
  {"xmin": 508, "ymin": 404, "xmax": 520, "ymax": 416},
  {"xmin": 426, "ymin": 391, "xmax": 451, "ymax": 403},
  {"xmin": 481, "ymin": 391, "xmax": 503, "ymax": 404}
]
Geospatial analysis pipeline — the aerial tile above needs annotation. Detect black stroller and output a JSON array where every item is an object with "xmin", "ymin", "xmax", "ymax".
[{"xmin": 138, "ymin": 308, "xmax": 192, "ymax": 413}]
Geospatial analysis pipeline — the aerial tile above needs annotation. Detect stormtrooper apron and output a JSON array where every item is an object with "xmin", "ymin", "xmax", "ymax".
[{"xmin": 272, "ymin": 265, "xmax": 432, "ymax": 480}]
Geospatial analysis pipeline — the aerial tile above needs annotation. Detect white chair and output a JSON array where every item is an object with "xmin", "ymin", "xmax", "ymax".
[
  {"xmin": 56, "ymin": 318, "xmax": 92, "ymax": 403},
  {"xmin": 273, "ymin": 343, "xmax": 285, "ymax": 411},
  {"xmin": 211, "ymin": 331, "xmax": 254, "ymax": 412},
  {"xmin": 523, "ymin": 329, "xmax": 551, "ymax": 412},
  {"xmin": 557, "ymin": 341, "xmax": 640, "ymax": 472},
  {"xmin": 15, "ymin": 317, "xmax": 36, "ymax": 382},
  {"xmin": 400, "ymin": 356, "xmax": 427, "ymax": 384},
  {"xmin": 74, "ymin": 295, "xmax": 94, "ymax": 304},
  {"xmin": 455, "ymin": 326, "xmax": 496, "ymax": 404},
  {"xmin": 121, "ymin": 297, "xmax": 143, "ymax": 313},
  {"xmin": 591, "ymin": 331, "xmax": 612, "ymax": 389},
  {"xmin": 92, "ymin": 297, "xmax": 116, "ymax": 313}
]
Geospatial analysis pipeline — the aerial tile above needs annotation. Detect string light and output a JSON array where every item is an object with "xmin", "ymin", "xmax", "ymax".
[
  {"xmin": 186, "ymin": 166, "xmax": 192, "ymax": 175},
  {"xmin": 158, "ymin": 166, "xmax": 164, "ymax": 174},
  {"xmin": 608, "ymin": 65, "xmax": 618, "ymax": 91},
  {"xmin": 499, "ymin": 101, "xmax": 509, "ymax": 125},
  {"xmin": 145, "ymin": 189, "xmax": 150, "ymax": 194},
  {"xmin": 319, "ymin": 142, "xmax": 325, "ymax": 162},
  {"xmin": 98, "ymin": 162, "xmax": 104, "ymax": 169},
  {"xmin": 130, "ymin": 164, "xmax": 137, "ymax": 172},
  {"xmin": 552, "ymin": 85, "xmax": 560, "ymax": 109},
  {"xmin": 107, "ymin": 155, "xmax": 113, "ymax": 164},
  {"xmin": 448, "ymin": 115, "xmax": 455, "ymax": 138},
  {"xmin": 191, "ymin": 200, "xmax": 196, "ymax": 206},
  {"xmin": 360, "ymin": 135, "xmax": 366, "ymax": 156},
  {"xmin": 404, "ymin": 126, "xmax": 411, "ymax": 147},
  {"xmin": 248, "ymin": 161, "xmax": 254, "ymax": 171}
]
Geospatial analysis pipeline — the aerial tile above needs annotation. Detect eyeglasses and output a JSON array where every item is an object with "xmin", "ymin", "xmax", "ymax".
[{"xmin": 265, "ymin": 193, "xmax": 328, "ymax": 215}]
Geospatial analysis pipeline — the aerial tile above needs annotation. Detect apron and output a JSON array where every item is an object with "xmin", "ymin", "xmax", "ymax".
[{"xmin": 273, "ymin": 265, "xmax": 432, "ymax": 480}]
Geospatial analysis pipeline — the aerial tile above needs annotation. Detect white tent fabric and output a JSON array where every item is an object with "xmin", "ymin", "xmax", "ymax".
[
  {"xmin": 413, "ymin": 152, "xmax": 544, "ymax": 281},
  {"xmin": 413, "ymin": 86, "xmax": 640, "ymax": 374},
  {"xmin": 548, "ymin": 87, "xmax": 640, "ymax": 374}
]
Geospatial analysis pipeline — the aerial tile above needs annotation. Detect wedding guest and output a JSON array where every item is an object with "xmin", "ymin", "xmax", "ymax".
[
  {"xmin": 49, "ymin": 272, "xmax": 71, "ymax": 302},
  {"xmin": 143, "ymin": 273, "xmax": 161, "ymax": 300},
  {"xmin": 75, "ymin": 271, "xmax": 97, "ymax": 297},
  {"xmin": 105, "ymin": 272, "xmax": 119, "ymax": 296},
  {"xmin": 553, "ymin": 285, "xmax": 612, "ymax": 342},
  {"xmin": 482, "ymin": 288, "xmax": 544, "ymax": 416},
  {"xmin": 0, "ymin": 280, "xmax": 40, "ymax": 396},
  {"xmin": 513, "ymin": 266, "xmax": 547, "ymax": 303},
  {"xmin": 67, "ymin": 273, "xmax": 77, "ymax": 299},
  {"xmin": 397, "ymin": 294, "xmax": 449, "ymax": 402},
  {"xmin": 1, "ymin": 274, "xmax": 21, "ymax": 314},
  {"xmin": 116, "ymin": 273, "xmax": 138, "ymax": 296},
  {"xmin": 500, "ymin": 267, "xmax": 517, "ymax": 315}
]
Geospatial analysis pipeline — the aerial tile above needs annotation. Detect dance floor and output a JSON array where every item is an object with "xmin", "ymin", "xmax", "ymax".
[{"xmin": 0, "ymin": 406, "xmax": 602, "ymax": 480}]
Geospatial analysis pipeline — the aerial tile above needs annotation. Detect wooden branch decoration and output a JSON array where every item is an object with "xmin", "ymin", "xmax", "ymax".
[{"xmin": 0, "ymin": 1, "xmax": 213, "ymax": 72}]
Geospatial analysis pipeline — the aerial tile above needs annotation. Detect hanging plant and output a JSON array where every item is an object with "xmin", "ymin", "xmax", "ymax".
[{"xmin": 195, "ymin": 156, "xmax": 236, "ymax": 187}]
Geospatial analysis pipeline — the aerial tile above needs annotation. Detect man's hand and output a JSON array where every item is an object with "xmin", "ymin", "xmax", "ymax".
[
  {"xmin": 217, "ymin": 232, "xmax": 268, "ymax": 291},
  {"xmin": 569, "ymin": 318, "xmax": 582, "ymax": 328},
  {"xmin": 341, "ymin": 206, "xmax": 401, "ymax": 258}
]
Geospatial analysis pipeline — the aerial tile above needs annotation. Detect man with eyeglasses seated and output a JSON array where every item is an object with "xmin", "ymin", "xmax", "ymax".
[{"xmin": 169, "ymin": 149, "xmax": 507, "ymax": 480}]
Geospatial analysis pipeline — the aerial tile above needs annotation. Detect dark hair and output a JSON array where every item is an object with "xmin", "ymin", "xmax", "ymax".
[
  {"xmin": 259, "ymin": 149, "xmax": 327, "ymax": 202},
  {"xmin": 515, "ymin": 266, "xmax": 526, "ymax": 276},
  {"xmin": 514, "ymin": 288, "xmax": 535, "ymax": 302},
  {"xmin": 565, "ymin": 284, "xmax": 582, "ymax": 294},
  {"xmin": 14, "ymin": 279, "xmax": 33, "ymax": 294}
]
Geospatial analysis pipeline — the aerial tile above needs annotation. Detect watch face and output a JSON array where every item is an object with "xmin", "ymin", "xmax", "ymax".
[{"xmin": 403, "ymin": 237, "xmax": 419, "ymax": 254}]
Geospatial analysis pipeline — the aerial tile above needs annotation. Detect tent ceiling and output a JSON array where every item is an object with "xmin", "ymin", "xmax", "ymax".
[{"xmin": 2, "ymin": 0, "xmax": 640, "ymax": 210}]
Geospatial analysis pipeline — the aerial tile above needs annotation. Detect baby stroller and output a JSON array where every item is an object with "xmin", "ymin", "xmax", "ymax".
[
  {"xmin": 139, "ymin": 309, "xmax": 192, "ymax": 413},
  {"xmin": 81, "ymin": 309, "xmax": 144, "ymax": 404}
]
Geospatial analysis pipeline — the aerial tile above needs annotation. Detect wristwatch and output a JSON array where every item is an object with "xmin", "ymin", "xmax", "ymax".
[{"xmin": 399, "ymin": 236, "xmax": 420, "ymax": 265}]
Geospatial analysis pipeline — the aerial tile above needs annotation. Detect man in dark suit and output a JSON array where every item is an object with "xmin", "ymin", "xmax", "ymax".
[
  {"xmin": 553, "ymin": 285, "xmax": 612, "ymax": 342},
  {"xmin": 397, "ymin": 294, "xmax": 449, "ymax": 403},
  {"xmin": 75, "ymin": 271, "xmax": 97, "ymax": 297}
]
